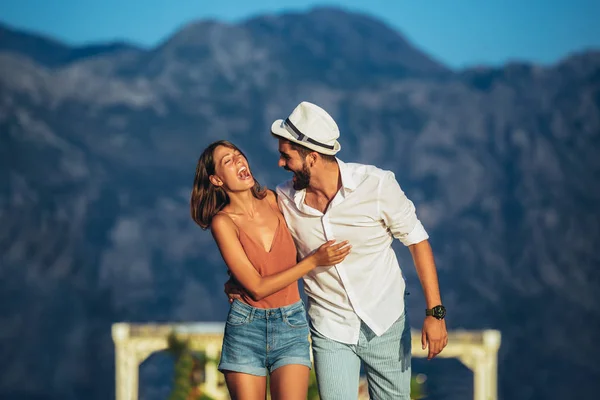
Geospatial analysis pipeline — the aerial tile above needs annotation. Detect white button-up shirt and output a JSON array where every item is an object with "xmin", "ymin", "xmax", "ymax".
[{"xmin": 276, "ymin": 159, "xmax": 429, "ymax": 344}]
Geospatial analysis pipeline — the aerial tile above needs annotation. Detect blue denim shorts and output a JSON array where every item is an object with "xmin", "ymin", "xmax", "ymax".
[{"xmin": 218, "ymin": 299, "xmax": 312, "ymax": 376}]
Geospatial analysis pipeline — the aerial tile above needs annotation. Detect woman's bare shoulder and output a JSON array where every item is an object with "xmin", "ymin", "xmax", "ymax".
[
  {"xmin": 264, "ymin": 189, "xmax": 278, "ymax": 207},
  {"xmin": 211, "ymin": 212, "xmax": 238, "ymax": 235}
]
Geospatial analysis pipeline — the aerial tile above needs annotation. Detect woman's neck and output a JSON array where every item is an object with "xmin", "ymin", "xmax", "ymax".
[{"xmin": 226, "ymin": 190, "xmax": 259, "ymax": 218}]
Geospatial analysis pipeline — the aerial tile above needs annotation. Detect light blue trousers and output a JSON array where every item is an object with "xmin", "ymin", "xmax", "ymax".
[{"xmin": 310, "ymin": 312, "xmax": 412, "ymax": 400}]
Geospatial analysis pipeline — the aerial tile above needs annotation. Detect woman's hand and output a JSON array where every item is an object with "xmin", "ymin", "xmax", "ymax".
[{"xmin": 311, "ymin": 240, "xmax": 352, "ymax": 267}]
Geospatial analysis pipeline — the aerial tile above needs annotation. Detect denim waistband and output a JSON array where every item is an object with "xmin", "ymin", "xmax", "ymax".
[{"xmin": 230, "ymin": 299, "xmax": 305, "ymax": 320}]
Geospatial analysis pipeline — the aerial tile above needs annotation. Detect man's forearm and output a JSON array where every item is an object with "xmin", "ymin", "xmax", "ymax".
[{"xmin": 408, "ymin": 240, "xmax": 442, "ymax": 309}]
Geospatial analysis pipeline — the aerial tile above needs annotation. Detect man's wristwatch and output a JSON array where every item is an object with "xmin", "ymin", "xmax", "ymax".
[{"xmin": 425, "ymin": 305, "xmax": 446, "ymax": 320}]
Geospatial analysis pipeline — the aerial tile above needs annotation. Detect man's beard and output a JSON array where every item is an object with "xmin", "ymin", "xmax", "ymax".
[{"xmin": 292, "ymin": 164, "xmax": 311, "ymax": 190}]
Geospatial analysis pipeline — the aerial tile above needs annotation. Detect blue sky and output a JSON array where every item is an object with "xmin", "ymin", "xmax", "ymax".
[{"xmin": 1, "ymin": 0, "xmax": 599, "ymax": 68}]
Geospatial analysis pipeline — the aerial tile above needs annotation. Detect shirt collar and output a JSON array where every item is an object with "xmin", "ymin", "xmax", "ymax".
[{"xmin": 337, "ymin": 158, "xmax": 357, "ymax": 194}]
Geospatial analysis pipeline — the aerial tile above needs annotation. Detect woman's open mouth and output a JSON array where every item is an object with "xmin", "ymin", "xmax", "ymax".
[{"xmin": 237, "ymin": 166, "xmax": 252, "ymax": 180}]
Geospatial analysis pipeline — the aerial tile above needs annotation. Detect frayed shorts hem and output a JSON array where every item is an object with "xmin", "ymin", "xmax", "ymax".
[{"xmin": 218, "ymin": 358, "xmax": 312, "ymax": 377}]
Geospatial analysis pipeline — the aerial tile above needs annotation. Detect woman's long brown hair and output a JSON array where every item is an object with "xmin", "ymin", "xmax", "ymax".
[{"xmin": 190, "ymin": 140, "xmax": 266, "ymax": 229}]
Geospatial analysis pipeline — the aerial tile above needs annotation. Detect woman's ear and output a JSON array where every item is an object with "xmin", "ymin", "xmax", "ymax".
[{"xmin": 209, "ymin": 175, "xmax": 223, "ymax": 187}]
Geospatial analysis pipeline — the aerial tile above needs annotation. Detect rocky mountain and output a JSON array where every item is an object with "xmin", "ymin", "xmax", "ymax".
[
  {"xmin": 0, "ymin": 21, "xmax": 142, "ymax": 68},
  {"xmin": 1, "ymin": 6, "xmax": 599, "ymax": 400}
]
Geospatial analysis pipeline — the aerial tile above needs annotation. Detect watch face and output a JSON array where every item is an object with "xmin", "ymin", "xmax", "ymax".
[{"xmin": 433, "ymin": 306, "xmax": 446, "ymax": 319}]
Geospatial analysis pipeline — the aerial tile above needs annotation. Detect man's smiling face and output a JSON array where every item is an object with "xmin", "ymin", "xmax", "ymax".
[{"xmin": 277, "ymin": 139, "xmax": 311, "ymax": 190}]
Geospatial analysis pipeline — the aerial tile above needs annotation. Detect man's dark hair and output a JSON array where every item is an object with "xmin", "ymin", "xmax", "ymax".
[{"xmin": 287, "ymin": 140, "xmax": 337, "ymax": 163}]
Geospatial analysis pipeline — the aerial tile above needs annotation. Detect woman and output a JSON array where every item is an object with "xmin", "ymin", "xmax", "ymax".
[{"xmin": 190, "ymin": 140, "xmax": 351, "ymax": 400}]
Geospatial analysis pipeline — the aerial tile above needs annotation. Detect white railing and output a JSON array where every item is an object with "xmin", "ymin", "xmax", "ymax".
[{"xmin": 112, "ymin": 323, "xmax": 500, "ymax": 400}]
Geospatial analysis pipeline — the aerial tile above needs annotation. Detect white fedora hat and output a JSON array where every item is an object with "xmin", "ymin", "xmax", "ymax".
[{"xmin": 271, "ymin": 101, "xmax": 341, "ymax": 156}]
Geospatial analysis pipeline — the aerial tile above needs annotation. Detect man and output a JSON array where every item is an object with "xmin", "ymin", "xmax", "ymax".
[{"xmin": 229, "ymin": 101, "xmax": 447, "ymax": 399}]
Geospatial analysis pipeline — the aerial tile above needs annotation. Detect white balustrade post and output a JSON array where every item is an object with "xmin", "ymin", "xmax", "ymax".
[
  {"xmin": 482, "ymin": 330, "xmax": 501, "ymax": 400},
  {"xmin": 204, "ymin": 342, "xmax": 220, "ymax": 397},
  {"xmin": 112, "ymin": 324, "xmax": 138, "ymax": 400}
]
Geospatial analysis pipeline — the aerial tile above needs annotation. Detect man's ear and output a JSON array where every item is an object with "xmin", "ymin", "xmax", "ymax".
[
  {"xmin": 209, "ymin": 175, "xmax": 223, "ymax": 187},
  {"xmin": 308, "ymin": 152, "xmax": 318, "ymax": 167}
]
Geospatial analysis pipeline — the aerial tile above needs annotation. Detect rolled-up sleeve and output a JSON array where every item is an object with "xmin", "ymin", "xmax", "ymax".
[{"xmin": 378, "ymin": 171, "xmax": 429, "ymax": 246}]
